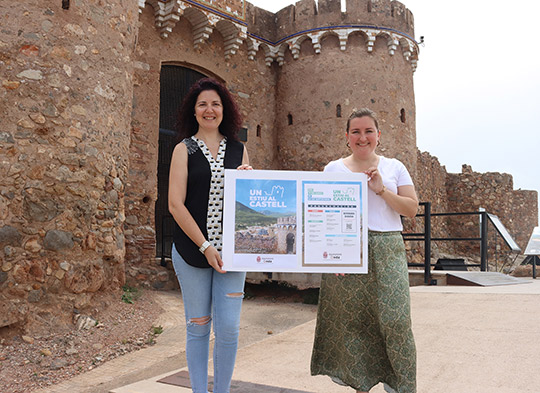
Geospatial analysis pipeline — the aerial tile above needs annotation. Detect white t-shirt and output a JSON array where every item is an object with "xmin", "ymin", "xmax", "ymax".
[{"xmin": 324, "ymin": 156, "xmax": 414, "ymax": 231}]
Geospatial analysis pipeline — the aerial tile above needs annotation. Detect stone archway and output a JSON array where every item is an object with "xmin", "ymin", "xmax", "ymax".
[{"xmin": 286, "ymin": 232, "xmax": 295, "ymax": 254}]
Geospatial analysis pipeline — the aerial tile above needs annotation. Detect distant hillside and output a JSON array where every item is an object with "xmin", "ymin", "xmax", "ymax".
[
  {"xmin": 234, "ymin": 202, "xmax": 277, "ymax": 230},
  {"xmin": 259, "ymin": 209, "xmax": 296, "ymax": 217}
]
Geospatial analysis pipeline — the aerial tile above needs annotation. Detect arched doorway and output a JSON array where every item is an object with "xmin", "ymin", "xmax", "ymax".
[
  {"xmin": 286, "ymin": 232, "xmax": 295, "ymax": 254},
  {"xmin": 155, "ymin": 65, "xmax": 206, "ymax": 263}
]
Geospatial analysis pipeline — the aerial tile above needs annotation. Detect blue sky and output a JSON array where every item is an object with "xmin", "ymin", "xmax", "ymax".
[{"xmin": 250, "ymin": 0, "xmax": 540, "ymax": 225}]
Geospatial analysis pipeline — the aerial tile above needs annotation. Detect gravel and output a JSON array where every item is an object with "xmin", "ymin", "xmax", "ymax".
[{"xmin": 0, "ymin": 289, "xmax": 162, "ymax": 393}]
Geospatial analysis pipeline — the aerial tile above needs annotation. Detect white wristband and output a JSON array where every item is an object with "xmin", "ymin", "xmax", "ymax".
[{"xmin": 199, "ymin": 240, "xmax": 211, "ymax": 254}]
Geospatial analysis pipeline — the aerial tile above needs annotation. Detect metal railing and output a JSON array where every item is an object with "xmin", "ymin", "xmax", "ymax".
[{"xmin": 402, "ymin": 202, "xmax": 490, "ymax": 284}]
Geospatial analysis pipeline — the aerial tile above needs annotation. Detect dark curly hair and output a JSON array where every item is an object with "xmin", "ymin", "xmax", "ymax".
[{"xmin": 175, "ymin": 78, "xmax": 243, "ymax": 142}]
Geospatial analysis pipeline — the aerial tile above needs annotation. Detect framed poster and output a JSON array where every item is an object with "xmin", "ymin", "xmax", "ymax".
[{"xmin": 222, "ymin": 169, "xmax": 368, "ymax": 273}]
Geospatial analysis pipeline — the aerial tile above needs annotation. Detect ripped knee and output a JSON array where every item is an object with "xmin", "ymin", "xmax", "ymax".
[
  {"xmin": 226, "ymin": 292, "xmax": 244, "ymax": 298},
  {"xmin": 188, "ymin": 315, "xmax": 211, "ymax": 326}
]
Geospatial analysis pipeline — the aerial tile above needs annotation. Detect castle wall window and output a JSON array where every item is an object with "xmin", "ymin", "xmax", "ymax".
[
  {"xmin": 288, "ymin": 114, "xmax": 293, "ymax": 125},
  {"xmin": 239, "ymin": 127, "xmax": 248, "ymax": 142},
  {"xmin": 62, "ymin": 0, "xmax": 70, "ymax": 9},
  {"xmin": 336, "ymin": 104, "xmax": 342, "ymax": 118},
  {"xmin": 400, "ymin": 108, "xmax": 406, "ymax": 123},
  {"xmin": 256, "ymin": 124, "xmax": 261, "ymax": 137}
]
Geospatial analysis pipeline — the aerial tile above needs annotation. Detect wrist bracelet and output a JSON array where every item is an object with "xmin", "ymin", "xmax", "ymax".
[
  {"xmin": 199, "ymin": 240, "xmax": 211, "ymax": 254},
  {"xmin": 376, "ymin": 185, "xmax": 386, "ymax": 196}
]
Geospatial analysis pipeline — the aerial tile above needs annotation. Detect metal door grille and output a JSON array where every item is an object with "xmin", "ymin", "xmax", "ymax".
[{"xmin": 155, "ymin": 65, "xmax": 206, "ymax": 261}]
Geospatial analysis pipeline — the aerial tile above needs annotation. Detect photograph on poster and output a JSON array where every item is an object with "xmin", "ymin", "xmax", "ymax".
[
  {"xmin": 222, "ymin": 170, "xmax": 368, "ymax": 273},
  {"xmin": 234, "ymin": 178, "xmax": 297, "ymax": 255}
]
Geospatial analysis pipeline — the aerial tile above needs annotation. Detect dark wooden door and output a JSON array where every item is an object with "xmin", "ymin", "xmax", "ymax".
[{"xmin": 156, "ymin": 65, "xmax": 206, "ymax": 262}]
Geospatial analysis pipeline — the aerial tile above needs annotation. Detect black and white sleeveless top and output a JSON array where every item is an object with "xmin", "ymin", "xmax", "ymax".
[
  {"xmin": 192, "ymin": 136, "xmax": 226, "ymax": 251},
  {"xmin": 173, "ymin": 136, "xmax": 244, "ymax": 268}
]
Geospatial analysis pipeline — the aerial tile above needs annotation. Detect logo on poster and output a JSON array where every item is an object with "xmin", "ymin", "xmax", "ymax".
[
  {"xmin": 255, "ymin": 256, "xmax": 274, "ymax": 264},
  {"xmin": 249, "ymin": 187, "xmax": 287, "ymax": 208},
  {"xmin": 307, "ymin": 187, "xmax": 331, "ymax": 202},
  {"xmin": 333, "ymin": 188, "xmax": 356, "ymax": 202}
]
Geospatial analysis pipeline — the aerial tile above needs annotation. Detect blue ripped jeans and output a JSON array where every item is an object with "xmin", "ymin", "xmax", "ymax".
[{"xmin": 172, "ymin": 244, "xmax": 246, "ymax": 393}]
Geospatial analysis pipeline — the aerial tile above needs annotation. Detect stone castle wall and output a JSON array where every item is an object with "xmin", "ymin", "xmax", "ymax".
[
  {"xmin": 412, "ymin": 152, "xmax": 537, "ymax": 260},
  {"xmin": 446, "ymin": 165, "xmax": 537, "ymax": 252},
  {"xmin": 0, "ymin": 0, "xmax": 139, "ymax": 332},
  {"xmin": 0, "ymin": 0, "xmax": 537, "ymax": 333}
]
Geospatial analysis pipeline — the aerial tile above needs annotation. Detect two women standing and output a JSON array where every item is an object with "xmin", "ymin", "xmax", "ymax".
[{"xmin": 168, "ymin": 77, "xmax": 417, "ymax": 393}]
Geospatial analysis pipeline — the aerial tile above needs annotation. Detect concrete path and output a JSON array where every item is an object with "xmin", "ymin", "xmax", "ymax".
[{"xmin": 35, "ymin": 278, "xmax": 540, "ymax": 393}]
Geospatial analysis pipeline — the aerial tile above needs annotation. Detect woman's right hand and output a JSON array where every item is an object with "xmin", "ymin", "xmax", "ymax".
[
  {"xmin": 205, "ymin": 246, "xmax": 226, "ymax": 273},
  {"xmin": 364, "ymin": 166, "xmax": 384, "ymax": 194}
]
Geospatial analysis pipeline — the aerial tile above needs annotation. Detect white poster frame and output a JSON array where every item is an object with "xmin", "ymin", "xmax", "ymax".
[{"xmin": 222, "ymin": 169, "xmax": 368, "ymax": 273}]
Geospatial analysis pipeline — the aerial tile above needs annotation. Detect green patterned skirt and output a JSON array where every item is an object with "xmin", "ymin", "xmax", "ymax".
[{"xmin": 311, "ymin": 231, "xmax": 416, "ymax": 393}]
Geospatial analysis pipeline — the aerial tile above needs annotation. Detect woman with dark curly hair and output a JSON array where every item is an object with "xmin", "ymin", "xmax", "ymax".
[{"xmin": 168, "ymin": 77, "xmax": 251, "ymax": 393}]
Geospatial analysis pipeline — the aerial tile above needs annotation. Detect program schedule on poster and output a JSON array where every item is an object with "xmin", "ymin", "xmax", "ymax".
[{"xmin": 222, "ymin": 170, "xmax": 368, "ymax": 274}]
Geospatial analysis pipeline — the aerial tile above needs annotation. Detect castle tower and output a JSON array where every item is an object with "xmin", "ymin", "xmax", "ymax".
[
  {"xmin": 0, "ymin": 0, "xmax": 139, "ymax": 331},
  {"xmin": 271, "ymin": 0, "xmax": 419, "ymax": 173},
  {"xmin": 276, "ymin": 216, "xmax": 297, "ymax": 254}
]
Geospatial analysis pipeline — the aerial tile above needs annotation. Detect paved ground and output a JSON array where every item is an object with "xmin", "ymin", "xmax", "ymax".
[{"xmin": 34, "ymin": 276, "xmax": 540, "ymax": 393}]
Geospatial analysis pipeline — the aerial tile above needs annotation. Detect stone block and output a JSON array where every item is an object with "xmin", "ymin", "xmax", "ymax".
[
  {"xmin": 43, "ymin": 230, "xmax": 74, "ymax": 251},
  {"xmin": 0, "ymin": 225, "xmax": 22, "ymax": 247},
  {"xmin": 0, "ymin": 296, "xmax": 27, "ymax": 328},
  {"xmin": 63, "ymin": 262, "xmax": 105, "ymax": 294}
]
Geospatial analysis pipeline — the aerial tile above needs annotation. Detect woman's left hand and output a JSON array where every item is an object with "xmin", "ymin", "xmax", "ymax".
[
  {"xmin": 237, "ymin": 164, "xmax": 253, "ymax": 170},
  {"xmin": 365, "ymin": 166, "xmax": 419, "ymax": 217}
]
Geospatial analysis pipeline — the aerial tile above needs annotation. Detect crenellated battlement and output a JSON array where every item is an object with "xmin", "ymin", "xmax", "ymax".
[
  {"xmin": 273, "ymin": 0, "xmax": 414, "ymax": 41},
  {"xmin": 138, "ymin": 0, "xmax": 419, "ymax": 70}
]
